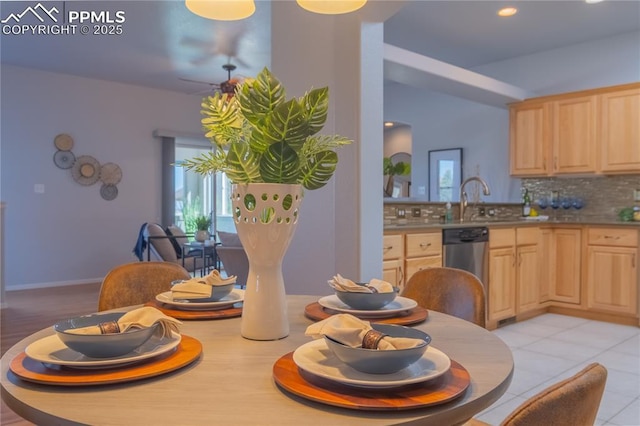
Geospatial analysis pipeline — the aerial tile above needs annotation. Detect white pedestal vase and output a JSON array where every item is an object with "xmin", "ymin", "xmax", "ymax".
[{"xmin": 231, "ymin": 183, "xmax": 304, "ymax": 340}]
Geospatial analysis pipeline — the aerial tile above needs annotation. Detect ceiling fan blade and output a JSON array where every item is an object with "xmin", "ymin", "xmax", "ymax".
[{"xmin": 179, "ymin": 77, "xmax": 219, "ymax": 86}]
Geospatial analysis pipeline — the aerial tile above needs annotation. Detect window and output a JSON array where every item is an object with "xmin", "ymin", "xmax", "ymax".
[{"xmin": 429, "ymin": 148, "xmax": 462, "ymax": 202}]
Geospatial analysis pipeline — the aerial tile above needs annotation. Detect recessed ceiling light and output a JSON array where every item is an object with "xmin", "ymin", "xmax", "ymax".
[
  {"xmin": 497, "ymin": 7, "xmax": 518, "ymax": 17},
  {"xmin": 384, "ymin": 122, "xmax": 394, "ymax": 127},
  {"xmin": 585, "ymin": 0, "xmax": 604, "ymax": 3}
]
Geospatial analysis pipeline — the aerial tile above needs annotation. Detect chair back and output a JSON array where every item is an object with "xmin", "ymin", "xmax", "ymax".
[
  {"xmin": 501, "ymin": 363, "xmax": 607, "ymax": 426},
  {"xmin": 98, "ymin": 261, "xmax": 191, "ymax": 311},
  {"xmin": 146, "ymin": 223, "xmax": 178, "ymax": 262},
  {"xmin": 401, "ymin": 267, "xmax": 486, "ymax": 328},
  {"xmin": 216, "ymin": 231, "xmax": 249, "ymax": 288}
]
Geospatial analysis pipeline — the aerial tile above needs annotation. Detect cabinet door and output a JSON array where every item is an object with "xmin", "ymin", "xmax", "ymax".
[
  {"xmin": 586, "ymin": 246, "xmax": 638, "ymax": 315},
  {"xmin": 551, "ymin": 228, "xmax": 581, "ymax": 304},
  {"xmin": 552, "ymin": 96, "xmax": 597, "ymax": 174},
  {"xmin": 600, "ymin": 87, "xmax": 640, "ymax": 173},
  {"xmin": 488, "ymin": 247, "xmax": 517, "ymax": 322},
  {"xmin": 509, "ymin": 102, "xmax": 550, "ymax": 176},
  {"xmin": 539, "ymin": 229, "xmax": 553, "ymax": 302},
  {"xmin": 383, "ymin": 259, "xmax": 404, "ymax": 290},
  {"xmin": 517, "ymin": 245, "xmax": 540, "ymax": 313}
]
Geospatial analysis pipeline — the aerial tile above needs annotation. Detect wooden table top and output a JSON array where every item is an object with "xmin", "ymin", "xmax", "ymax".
[{"xmin": 0, "ymin": 295, "xmax": 513, "ymax": 425}]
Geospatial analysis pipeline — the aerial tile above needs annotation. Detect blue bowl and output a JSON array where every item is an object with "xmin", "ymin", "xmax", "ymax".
[
  {"xmin": 54, "ymin": 312, "xmax": 158, "ymax": 358},
  {"xmin": 335, "ymin": 287, "xmax": 397, "ymax": 310},
  {"xmin": 324, "ymin": 323, "xmax": 431, "ymax": 374}
]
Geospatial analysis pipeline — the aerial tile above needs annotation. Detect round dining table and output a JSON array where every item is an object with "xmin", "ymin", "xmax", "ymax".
[{"xmin": 1, "ymin": 295, "xmax": 513, "ymax": 425}]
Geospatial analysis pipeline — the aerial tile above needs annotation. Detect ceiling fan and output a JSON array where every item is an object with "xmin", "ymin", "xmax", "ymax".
[{"xmin": 180, "ymin": 63, "xmax": 241, "ymax": 96}]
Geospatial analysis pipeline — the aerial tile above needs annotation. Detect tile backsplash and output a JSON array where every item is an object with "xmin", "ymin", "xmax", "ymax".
[
  {"xmin": 384, "ymin": 174, "xmax": 640, "ymax": 226},
  {"xmin": 522, "ymin": 175, "xmax": 640, "ymax": 220}
]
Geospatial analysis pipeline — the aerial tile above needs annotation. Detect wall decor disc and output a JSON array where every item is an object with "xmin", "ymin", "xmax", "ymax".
[
  {"xmin": 71, "ymin": 155, "xmax": 100, "ymax": 186},
  {"xmin": 100, "ymin": 163, "xmax": 123, "ymax": 185},
  {"xmin": 53, "ymin": 150, "xmax": 76, "ymax": 169},
  {"xmin": 54, "ymin": 134, "xmax": 74, "ymax": 151},
  {"xmin": 100, "ymin": 184, "xmax": 118, "ymax": 201}
]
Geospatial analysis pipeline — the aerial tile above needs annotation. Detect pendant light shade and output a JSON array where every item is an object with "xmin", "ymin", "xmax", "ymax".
[
  {"xmin": 296, "ymin": 0, "xmax": 367, "ymax": 15},
  {"xmin": 185, "ymin": 0, "xmax": 255, "ymax": 21}
]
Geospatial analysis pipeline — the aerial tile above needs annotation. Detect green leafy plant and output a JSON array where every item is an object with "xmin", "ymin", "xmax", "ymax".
[
  {"xmin": 383, "ymin": 157, "xmax": 411, "ymax": 176},
  {"xmin": 194, "ymin": 215, "xmax": 212, "ymax": 231},
  {"xmin": 181, "ymin": 67, "xmax": 352, "ymax": 190}
]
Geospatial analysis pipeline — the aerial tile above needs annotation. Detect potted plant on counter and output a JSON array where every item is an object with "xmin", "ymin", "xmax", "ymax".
[{"xmin": 182, "ymin": 67, "xmax": 352, "ymax": 340}]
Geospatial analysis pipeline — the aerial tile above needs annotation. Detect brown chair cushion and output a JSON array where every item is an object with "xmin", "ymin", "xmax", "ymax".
[
  {"xmin": 98, "ymin": 261, "xmax": 191, "ymax": 311},
  {"xmin": 401, "ymin": 267, "xmax": 486, "ymax": 328}
]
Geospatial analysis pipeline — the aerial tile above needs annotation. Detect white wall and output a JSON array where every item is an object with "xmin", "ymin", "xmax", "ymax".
[
  {"xmin": 0, "ymin": 65, "xmax": 203, "ymax": 289},
  {"xmin": 385, "ymin": 31, "xmax": 640, "ymax": 203}
]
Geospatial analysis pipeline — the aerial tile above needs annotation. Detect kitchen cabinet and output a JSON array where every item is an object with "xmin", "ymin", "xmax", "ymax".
[
  {"xmin": 488, "ymin": 227, "xmax": 541, "ymax": 325},
  {"xmin": 599, "ymin": 87, "xmax": 640, "ymax": 173},
  {"xmin": 549, "ymin": 228, "xmax": 582, "ymax": 305},
  {"xmin": 516, "ymin": 228, "xmax": 540, "ymax": 313},
  {"xmin": 383, "ymin": 234, "xmax": 404, "ymax": 289},
  {"xmin": 538, "ymin": 228, "xmax": 553, "ymax": 303},
  {"xmin": 488, "ymin": 228, "xmax": 517, "ymax": 324},
  {"xmin": 552, "ymin": 95, "xmax": 597, "ymax": 174},
  {"xmin": 509, "ymin": 102, "xmax": 550, "ymax": 176},
  {"xmin": 404, "ymin": 232, "xmax": 442, "ymax": 283},
  {"xmin": 585, "ymin": 228, "xmax": 638, "ymax": 316},
  {"xmin": 509, "ymin": 82, "xmax": 640, "ymax": 177}
]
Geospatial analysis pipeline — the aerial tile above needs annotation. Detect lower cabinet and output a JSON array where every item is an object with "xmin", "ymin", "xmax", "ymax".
[
  {"xmin": 383, "ymin": 234, "xmax": 404, "ymax": 288},
  {"xmin": 404, "ymin": 232, "xmax": 442, "ymax": 283},
  {"xmin": 488, "ymin": 227, "xmax": 541, "ymax": 326},
  {"xmin": 586, "ymin": 228, "xmax": 638, "ymax": 316},
  {"xmin": 549, "ymin": 228, "xmax": 582, "ymax": 304}
]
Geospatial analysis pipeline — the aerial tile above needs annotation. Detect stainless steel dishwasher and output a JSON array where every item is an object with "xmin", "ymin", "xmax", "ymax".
[{"xmin": 442, "ymin": 227, "xmax": 489, "ymax": 288}]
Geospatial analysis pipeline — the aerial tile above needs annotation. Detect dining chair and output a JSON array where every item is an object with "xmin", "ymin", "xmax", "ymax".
[
  {"xmin": 401, "ymin": 266, "xmax": 486, "ymax": 328},
  {"xmin": 97, "ymin": 261, "xmax": 191, "ymax": 311},
  {"xmin": 466, "ymin": 362, "xmax": 607, "ymax": 426},
  {"xmin": 216, "ymin": 231, "xmax": 249, "ymax": 289}
]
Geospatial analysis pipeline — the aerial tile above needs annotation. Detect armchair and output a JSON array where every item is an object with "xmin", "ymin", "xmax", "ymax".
[
  {"xmin": 144, "ymin": 223, "xmax": 206, "ymax": 274},
  {"xmin": 216, "ymin": 231, "xmax": 249, "ymax": 288}
]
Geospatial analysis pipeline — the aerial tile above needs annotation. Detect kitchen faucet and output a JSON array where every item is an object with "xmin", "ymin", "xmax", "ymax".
[{"xmin": 459, "ymin": 176, "xmax": 491, "ymax": 222}]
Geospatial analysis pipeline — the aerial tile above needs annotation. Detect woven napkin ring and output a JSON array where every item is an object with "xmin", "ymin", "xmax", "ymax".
[
  {"xmin": 368, "ymin": 287, "xmax": 379, "ymax": 293},
  {"xmin": 98, "ymin": 321, "xmax": 121, "ymax": 334},
  {"xmin": 362, "ymin": 329, "xmax": 387, "ymax": 349}
]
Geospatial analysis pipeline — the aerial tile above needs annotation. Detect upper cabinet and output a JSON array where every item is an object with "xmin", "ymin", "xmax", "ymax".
[
  {"xmin": 600, "ymin": 87, "xmax": 640, "ymax": 173},
  {"xmin": 509, "ymin": 101, "xmax": 550, "ymax": 175},
  {"xmin": 509, "ymin": 83, "xmax": 640, "ymax": 177}
]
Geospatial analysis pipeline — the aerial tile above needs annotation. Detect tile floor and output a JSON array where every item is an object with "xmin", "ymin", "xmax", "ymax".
[{"xmin": 474, "ymin": 313, "xmax": 640, "ymax": 426}]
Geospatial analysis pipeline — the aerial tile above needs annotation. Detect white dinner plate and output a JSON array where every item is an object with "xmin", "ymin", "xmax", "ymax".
[
  {"xmin": 317, "ymin": 295, "xmax": 417, "ymax": 318},
  {"xmin": 25, "ymin": 332, "xmax": 182, "ymax": 368},
  {"xmin": 156, "ymin": 289, "xmax": 244, "ymax": 310},
  {"xmin": 292, "ymin": 339, "xmax": 451, "ymax": 389}
]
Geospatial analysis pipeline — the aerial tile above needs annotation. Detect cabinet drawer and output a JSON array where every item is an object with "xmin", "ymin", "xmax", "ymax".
[
  {"xmin": 587, "ymin": 228, "xmax": 638, "ymax": 247},
  {"xmin": 406, "ymin": 232, "xmax": 442, "ymax": 258},
  {"xmin": 516, "ymin": 227, "xmax": 539, "ymax": 245},
  {"xmin": 405, "ymin": 256, "xmax": 442, "ymax": 280},
  {"xmin": 383, "ymin": 234, "xmax": 404, "ymax": 260},
  {"xmin": 489, "ymin": 228, "xmax": 516, "ymax": 248}
]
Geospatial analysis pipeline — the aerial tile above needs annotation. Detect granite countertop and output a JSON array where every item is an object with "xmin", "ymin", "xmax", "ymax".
[{"xmin": 384, "ymin": 218, "xmax": 640, "ymax": 232}]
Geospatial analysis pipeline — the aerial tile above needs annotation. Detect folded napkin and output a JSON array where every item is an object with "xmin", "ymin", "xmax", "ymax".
[
  {"xmin": 171, "ymin": 269, "xmax": 237, "ymax": 300},
  {"xmin": 66, "ymin": 307, "xmax": 181, "ymax": 339},
  {"xmin": 305, "ymin": 314, "xmax": 424, "ymax": 350},
  {"xmin": 328, "ymin": 274, "xmax": 394, "ymax": 294}
]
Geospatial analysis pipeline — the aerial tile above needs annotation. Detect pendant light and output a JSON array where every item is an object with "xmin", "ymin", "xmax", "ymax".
[
  {"xmin": 185, "ymin": 0, "xmax": 256, "ymax": 21},
  {"xmin": 296, "ymin": 0, "xmax": 367, "ymax": 15}
]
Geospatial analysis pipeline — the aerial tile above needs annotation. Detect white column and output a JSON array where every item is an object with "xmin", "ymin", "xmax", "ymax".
[{"xmin": 0, "ymin": 202, "xmax": 5, "ymax": 308}]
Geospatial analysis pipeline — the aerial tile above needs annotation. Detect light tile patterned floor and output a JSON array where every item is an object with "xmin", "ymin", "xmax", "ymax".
[{"xmin": 474, "ymin": 314, "xmax": 640, "ymax": 426}]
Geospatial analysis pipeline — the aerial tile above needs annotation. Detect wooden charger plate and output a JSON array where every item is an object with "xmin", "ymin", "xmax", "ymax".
[
  {"xmin": 304, "ymin": 302, "xmax": 428, "ymax": 325},
  {"xmin": 273, "ymin": 352, "xmax": 470, "ymax": 411},
  {"xmin": 145, "ymin": 300, "xmax": 242, "ymax": 320},
  {"xmin": 10, "ymin": 335, "xmax": 202, "ymax": 386}
]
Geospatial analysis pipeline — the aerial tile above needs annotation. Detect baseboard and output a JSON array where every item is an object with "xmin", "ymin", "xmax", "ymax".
[{"xmin": 6, "ymin": 278, "xmax": 103, "ymax": 292}]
